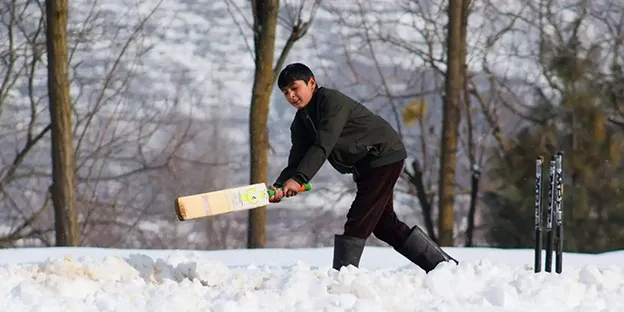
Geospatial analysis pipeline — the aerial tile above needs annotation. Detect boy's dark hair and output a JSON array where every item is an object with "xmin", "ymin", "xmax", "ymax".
[{"xmin": 277, "ymin": 63, "xmax": 315, "ymax": 90}]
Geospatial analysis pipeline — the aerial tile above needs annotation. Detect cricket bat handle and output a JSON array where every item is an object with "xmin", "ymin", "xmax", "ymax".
[{"xmin": 267, "ymin": 183, "xmax": 312, "ymax": 197}]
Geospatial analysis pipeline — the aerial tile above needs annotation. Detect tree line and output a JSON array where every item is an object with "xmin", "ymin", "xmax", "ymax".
[{"xmin": 1, "ymin": 0, "xmax": 622, "ymax": 253}]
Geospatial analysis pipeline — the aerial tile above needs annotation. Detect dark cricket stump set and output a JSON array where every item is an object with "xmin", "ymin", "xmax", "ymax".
[{"xmin": 534, "ymin": 151, "xmax": 564, "ymax": 274}]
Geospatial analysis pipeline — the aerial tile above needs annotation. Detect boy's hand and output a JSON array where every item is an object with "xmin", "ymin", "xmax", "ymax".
[
  {"xmin": 268, "ymin": 185, "xmax": 284, "ymax": 203},
  {"xmin": 268, "ymin": 179, "xmax": 301, "ymax": 203},
  {"xmin": 282, "ymin": 178, "xmax": 302, "ymax": 197}
]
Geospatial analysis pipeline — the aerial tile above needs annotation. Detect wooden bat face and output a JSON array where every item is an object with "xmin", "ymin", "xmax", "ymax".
[{"xmin": 175, "ymin": 183, "xmax": 271, "ymax": 221}]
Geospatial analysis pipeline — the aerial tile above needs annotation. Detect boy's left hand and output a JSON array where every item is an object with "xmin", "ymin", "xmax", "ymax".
[{"xmin": 282, "ymin": 178, "xmax": 301, "ymax": 197}]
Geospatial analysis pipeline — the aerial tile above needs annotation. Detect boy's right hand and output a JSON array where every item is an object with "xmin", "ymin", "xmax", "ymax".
[{"xmin": 268, "ymin": 185, "xmax": 284, "ymax": 203}]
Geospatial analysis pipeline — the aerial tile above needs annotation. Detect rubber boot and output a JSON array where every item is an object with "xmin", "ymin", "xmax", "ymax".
[
  {"xmin": 395, "ymin": 226, "xmax": 459, "ymax": 273},
  {"xmin": 332, "ymin": 234, "xmax": 366, "ymax": 270}
]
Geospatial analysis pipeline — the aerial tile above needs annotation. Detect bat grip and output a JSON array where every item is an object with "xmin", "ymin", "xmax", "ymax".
[{"xmin": 267, "ymin": 183, "xmax": 312, "ymax": 197}]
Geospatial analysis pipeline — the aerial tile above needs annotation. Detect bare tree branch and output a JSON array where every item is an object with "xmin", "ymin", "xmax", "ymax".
[{"xmin": 272, "ymin": 0, "xmax": 321, "ymax": 80}]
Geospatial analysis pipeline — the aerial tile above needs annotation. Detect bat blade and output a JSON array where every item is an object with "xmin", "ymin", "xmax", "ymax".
[{"xmin": 175, "ymin": 183, "xmax": 271, "ymax": 221}]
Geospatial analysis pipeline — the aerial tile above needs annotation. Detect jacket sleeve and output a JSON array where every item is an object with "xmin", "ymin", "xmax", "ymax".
[
  {"xmin": 294, "ymin": 95, "xmax": 350, "ymax": 183},
  {"xmin": 273, "ymin": 117, "xmax": 311, "ymax": 187}
]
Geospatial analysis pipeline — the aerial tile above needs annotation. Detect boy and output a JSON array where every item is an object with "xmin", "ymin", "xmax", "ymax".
[{"xmin": 269, "ymin": 63, "xmax": 458, "ymax": 273}]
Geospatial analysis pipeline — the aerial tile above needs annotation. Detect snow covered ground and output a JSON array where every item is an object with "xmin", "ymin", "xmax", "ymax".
[{"xmin": 1, "ymin": 246, "xmax": 623, "ymax": 311}]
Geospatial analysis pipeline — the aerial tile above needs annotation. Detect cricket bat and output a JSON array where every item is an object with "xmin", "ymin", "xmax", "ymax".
[{"xmin": 175, "ymin": 182, "xmax": 312, "ymax": 221}]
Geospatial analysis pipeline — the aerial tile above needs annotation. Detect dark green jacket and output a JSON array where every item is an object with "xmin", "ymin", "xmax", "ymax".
[{"xmin": 274, "ymin": 86, "xmax": 407, "ymax": 186}]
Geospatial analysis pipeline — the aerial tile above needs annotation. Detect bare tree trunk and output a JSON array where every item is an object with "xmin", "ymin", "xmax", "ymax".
[
  {"xmin": 459, "ymin": 0, "xmax": 477, "ymax": 247},
  {"xmin": 437, "ymin": 0, "xmax": 466, "ymax": 246},
  {"xmin": 46, "ymin": 0, "xmax": 79, "ymax": 246},
  {"xmin": 247, "ymin": 0, "xmax": 279, "ymax": 248}
]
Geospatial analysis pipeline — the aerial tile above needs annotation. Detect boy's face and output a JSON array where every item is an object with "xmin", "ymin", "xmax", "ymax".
[{"xmin": 281, "ymin": 77, "xmax": 316, "ymax": 110}]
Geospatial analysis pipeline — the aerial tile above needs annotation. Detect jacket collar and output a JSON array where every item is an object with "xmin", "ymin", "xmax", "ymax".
[{"xmin": 301, "ymin": 86, "xmax": 322, "ymax": 114}]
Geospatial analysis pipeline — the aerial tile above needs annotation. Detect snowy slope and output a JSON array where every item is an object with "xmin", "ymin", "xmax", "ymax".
[{"xmin": 1, "ymin": 247, "xmax": 624, "ymax": 311}]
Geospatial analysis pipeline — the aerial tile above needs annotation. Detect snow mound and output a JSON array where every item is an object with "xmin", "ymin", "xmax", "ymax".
[{"xmin": 2, "ymin": 247, "xmax": 624, "ymax": 311}]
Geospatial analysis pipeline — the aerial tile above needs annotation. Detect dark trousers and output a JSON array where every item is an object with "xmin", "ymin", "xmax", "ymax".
[{"xmin": 343, "ymin": 160, "xmax": 410, "ymax": 248}]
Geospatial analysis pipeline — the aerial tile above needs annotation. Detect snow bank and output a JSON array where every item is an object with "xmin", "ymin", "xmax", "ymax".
[{"xmin": 1, "ymin": 247, "xmax": 623, "ymax": 311}]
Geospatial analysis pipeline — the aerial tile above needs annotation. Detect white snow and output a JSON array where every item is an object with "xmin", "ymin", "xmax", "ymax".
[{"xmin": 1, "ymin": 247, "xmax": 624, "ymax": 311}]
